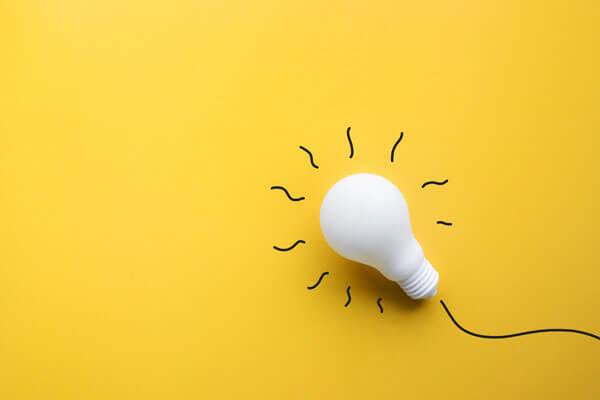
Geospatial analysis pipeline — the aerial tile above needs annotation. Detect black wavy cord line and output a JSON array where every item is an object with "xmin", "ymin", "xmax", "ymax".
[
  {"xmin": 273, "ymin": 240, "xmax": 306, "ymax": 252},
  {"xmin": 270, "ymin": 186, "xmax": 305, "ymax": 201},
  {"xmin": 344, "ymin": 286, "xmax": 352, "ymax": 307},
  {"xmin": 377, "ymin": 297, "xmax": 384, "ymax": 314},
  {"xmin": 436, "ymin": 220, "xmax": 453, "ymax": 226},
  {"xmin": 346, "ymin": 127, "xmax": 354, "ymax": 159},
  {"xmin": 422, "ymin": 179, "xmax": 448, "ymax": 188},
  {"xmin": 299, "ymin": 146, "xmax": 319, "ymax": 169},
  {"xmin": 307, "ymin": 272, "xmax": 329, "ymax": 290},
  {"xmin": 440, "ymin": 300, "xmax": 600, "ymax": 341},
  {"xmin": 390, "ymin": 132, "xmax": 404, "ymax": 162}
]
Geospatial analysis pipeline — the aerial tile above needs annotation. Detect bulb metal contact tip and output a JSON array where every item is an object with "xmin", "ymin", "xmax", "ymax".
[{"xmin": 398, "ymin": 259, "xmax": 439, "ymax": 300}]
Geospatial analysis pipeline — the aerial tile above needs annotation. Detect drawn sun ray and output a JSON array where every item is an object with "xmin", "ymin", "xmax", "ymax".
[
  {"xmin": 270, "ymin": 185, "xmax": 305, "ymax": 201},
  {"xmin": 346, "ymin": 127, "xmax": 354, "ymax": 158},
  {"xmin": 390, "ymin": 131, "xmax": 404, "ymax": 162},
  {"xmin": 422, "ymin": 179, "xmax": 448, "ymax": 188},
  {"xmin": 377, "ymin": 297, "xmax": 384, "ymax": 314},
  {"xmin": 273, "ymin": 239, "xmax": 306, "ymax": 252},
  {"xmin": 344, "ymin": 286, "xmax": 352, "ymax": 307},
  {"xmin": 306, "ymin": 272, "xmax": 329, "ymax": 290},
  {"xmin": 436, "ymin": 220, "xmax": 453, "ymax": 226},
  {"xmin": 299, "ymin": 146, "xmax": 319, "ymax": 169}
]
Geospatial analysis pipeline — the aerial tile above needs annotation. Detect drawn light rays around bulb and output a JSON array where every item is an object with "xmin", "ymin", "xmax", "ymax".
[
  {"xmin": 422, "ymin": 179, "xmax": 448, "ymax": 188},
  {"xmin": 344, "ymin": 286, "xmax": 352, "ymax": 307},
  {"xmin": 377, "ymin": 298, "xmax": 384, "ymax": 314},
  {"xmin": 390, "ymin": 132, "xmax": 404, "ymax": 162},
  {"xmin": 270, "ymin": 186, "xmax": 305, "ymax": 201},
  {"xmin": 273, "ymin": 240, "xmax": 305, "ymax": 252},
  {"xmin": 306, "ymin": 272, "xmax": 329, "ymax": 289},
  {"xmin": 299, "ymin": 146, "xmax": 319, "ymax": 169},
  {"xmin": 271, "ymin": 126, "xmax": 452, "ymax": 311},
  {"xmin": 346, "ymin": 127, "xmax": 354, "ymax": 158}
]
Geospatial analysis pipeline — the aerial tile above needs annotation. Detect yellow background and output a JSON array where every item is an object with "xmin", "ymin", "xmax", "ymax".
[{"xmin": 2, "ymin": 1, "xmax": 600, "ymax": 398}]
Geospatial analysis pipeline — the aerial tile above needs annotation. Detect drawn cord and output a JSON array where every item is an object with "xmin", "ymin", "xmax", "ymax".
[{"xmin": 440, "ymin": 300, "xmax": 600, "ymax": 341}]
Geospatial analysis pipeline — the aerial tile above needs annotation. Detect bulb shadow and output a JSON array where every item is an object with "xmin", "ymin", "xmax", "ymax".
[
  {"xmin": 309, "ymin": 225, "xmax": 426, "ymax": 313},
  {"xmin": 332, "ymin": 256, "xmax": 425, "ymax": 313}
]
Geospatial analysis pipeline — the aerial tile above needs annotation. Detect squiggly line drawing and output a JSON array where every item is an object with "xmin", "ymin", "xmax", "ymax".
[
  {"xmin": 273, "ymin": 240, "xmax": 306, "ymax": 251},
  {"xmin": 344, "ymin": 286, "xmax": 352, "ymax": 307},
  {"xmin": 440, "ymin": 300, "xmax": 600, "ymax": 341},
  {"xmin": 422, "ymin": 179, "xmax": 448, "ymax": 188},
  {"xmin": 270, "ymin": 186, "xmax": 305, "ymax": 201},
  {"xmin": 299, "ymin": 146, "xmax": 319, "ymax": 169},
  {"xmin": 346, "ymin": 127, "xmax": 354, "ymax": 159},
  {"xmin": 390, "ymin": 132, "xmax": 404, "ymax": 162},
  {"xmin": 307, "ymin": 272, "xmax": 329, "ymax": 290},
  {"xmin": 436, "ymin": 221, "xmax": 453, "ymax": 226}
]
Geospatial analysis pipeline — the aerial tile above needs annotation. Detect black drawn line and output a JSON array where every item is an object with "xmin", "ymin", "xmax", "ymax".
[
  {"xmin": 422, "ymin": 179, "xmax": 448, "ymax": 188},
  {"xmin": 299, "ymin": 146, "xmax": 319, "ymax": 169},
  {"xmin": 390, "ymin": 132, "xmax": 404, "ymax": 162},
  {"xmin": 273, "ymin": 240, "xmax": 306, "ymax": 252},
  {"xmin": 344, "ymin": 286, "xmax": 352, "ymax": 307},
  {"xmin": 436, "ymin": 221, "xmax": 453, "ymax": 226},
  {"xmin": 377, "ymin": 297, "xmax": 384, "ymax": 314},
  {"xmin": 307, "ymin": 272, "xmax": 329, "ymax": 290},
  {"xmin": 346, "ymin": 127, "xmax": 354, "ymax": 159},
  {"xmin": 440, "ymin": 300, "xmax": 600, "ymax": 341},
  {"xmin": 270, "ymin": 186, "xmax": 305, "ymax": 201}
]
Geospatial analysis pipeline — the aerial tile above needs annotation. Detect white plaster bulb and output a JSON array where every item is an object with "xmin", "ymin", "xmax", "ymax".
[{"xmin": 319, "ymin": 173, "xmax": 439, "ymax": 299}]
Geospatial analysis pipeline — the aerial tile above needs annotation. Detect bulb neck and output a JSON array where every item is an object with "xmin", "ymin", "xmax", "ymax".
[{"xmin": 397, "ymin": 259, "xmax": 439, "ymax": 299}]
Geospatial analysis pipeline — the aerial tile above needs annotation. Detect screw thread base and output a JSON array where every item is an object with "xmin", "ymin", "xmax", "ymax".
[{"xmin": 398, "ymin": 260, "xmax": 439, "ymax": 299}]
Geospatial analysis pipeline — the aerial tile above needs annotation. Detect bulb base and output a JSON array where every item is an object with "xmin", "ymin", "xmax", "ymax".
[{"xmin": 398, "ymin": 260, "xmax": 439, "ymax": 300}]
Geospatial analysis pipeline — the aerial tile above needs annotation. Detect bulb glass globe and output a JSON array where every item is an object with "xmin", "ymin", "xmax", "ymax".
[{"xmin": 319, "ymin": 173, "xmax": 439, "ymax": 299}]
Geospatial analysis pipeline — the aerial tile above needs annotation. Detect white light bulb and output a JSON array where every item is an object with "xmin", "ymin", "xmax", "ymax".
[{"xmin": 319, "ymin": 173, "xmax": 439, "ymax": 299}]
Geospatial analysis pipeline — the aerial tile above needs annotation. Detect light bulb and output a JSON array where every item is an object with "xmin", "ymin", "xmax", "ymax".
[{"xmin": 319, "ymin": 173, "xmax": 439, "ymax": 299}]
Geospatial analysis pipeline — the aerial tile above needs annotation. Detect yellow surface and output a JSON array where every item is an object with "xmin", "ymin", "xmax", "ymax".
[{"xmin": 2, "ymin": 1, "xmax": 600, "ymax": 398}]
